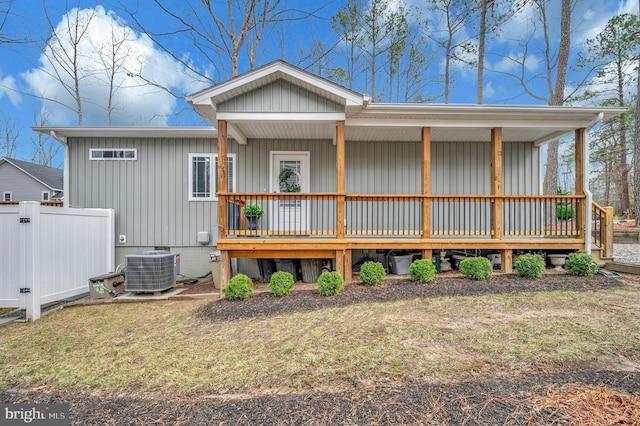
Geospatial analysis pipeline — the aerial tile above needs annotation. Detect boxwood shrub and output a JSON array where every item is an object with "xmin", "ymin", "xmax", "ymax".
[
  {"xmin": 317, "ymin": 271, "xmax": 344, "ymax": 296},
  {"xmin": 565, "ymin": 251, "xmax": 598, "ymax": 276},
  {"xmin": 359, "ymin": 261, "xmax": 386, "ymax": 286},
  {"xmin": 269, "ymin": 271, "xmax": 295, "ymax": 297},
  {"xmin": 409, "ymin": 259, "xmax": 436, "ymax": 283},
  {"xmin": 459, "ymin": 257, "xmax": 493, "ymax": 281},
  {"xmin": 222, "ymin": 273, "xmax": 253, "ymax": 300},
  {"xmin": 514, "ymin": 254, "xmax": 546, "ymax": 279}
]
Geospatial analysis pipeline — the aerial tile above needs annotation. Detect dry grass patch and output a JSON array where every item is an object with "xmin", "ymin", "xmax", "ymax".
[{"xmin": 1, "ymin": 284, "xmax": 639, "ymax": 396}]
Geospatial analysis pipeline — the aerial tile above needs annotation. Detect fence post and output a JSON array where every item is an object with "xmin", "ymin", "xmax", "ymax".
[{"xmin": 19, "ymin": 202, "xmax": 41, "ymax": 321}]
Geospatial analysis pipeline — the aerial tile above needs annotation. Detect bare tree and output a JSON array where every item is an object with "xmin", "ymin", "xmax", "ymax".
[
  {"xmin": 30, "ymin": 109, "xmax": 61, "ymax": 167},
  {"xmin": 41, "ymin": 3, "xmax": 96, "ymax": 126},
  {"xmin": 330, "ymin": 0, "xmax": 365, "ymax": 91},
  {"xmin": 577, "ymin": 13, "xmax": 640, "ymax": 215},
  {"xmin": 94, "ymin": 19, "xmax": 133, "ymax": 126},
  {"xmin": 426, "ymin": 0, "xmax": 480, "ymax": 104},
  {"xmin": 0, "ymin": 107, "xmax": 19, "ymax": 158},
  {"xmin": 125, "ymin": 0, "xmax": 319, "ymax": 82},
  {"xmin": 504, "ymin": 0, "xmax": 572, "ymax": 195},
  {"xmin": 635, "ymin": 0, "xmax": 640, "ymax": 225}
]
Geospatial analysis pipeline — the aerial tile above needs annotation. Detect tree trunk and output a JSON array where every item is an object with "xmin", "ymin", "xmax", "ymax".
[
  {"xmin": 635, "ymin": 0, "xmax": 640, "ymax": 225},
  {"xmin": 542, "ymin": 0, "xmax": 571, "ymax": 196},
  {"xmin": 477, "ymin": 0, "xmax": 487, "ymax": 104}
]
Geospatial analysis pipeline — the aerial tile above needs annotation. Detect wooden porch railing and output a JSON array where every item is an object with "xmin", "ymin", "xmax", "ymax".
[
  {"xmin": 221, "ymin": 193, "xmax": 586, "ymax": 240},
  {"xmin": 592, "ymin": 201, "xmax": 614, "ymax": 258}
]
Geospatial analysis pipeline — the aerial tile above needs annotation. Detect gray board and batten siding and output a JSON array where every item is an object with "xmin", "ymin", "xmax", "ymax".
[{"xmin": 217, "ymin": 79, "xmax": 344, "ymax": 113}]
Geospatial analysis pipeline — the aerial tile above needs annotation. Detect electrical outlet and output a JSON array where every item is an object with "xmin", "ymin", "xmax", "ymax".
[{"xmin": 119, "ymin": 235, "xmax": 126, "ymax": 244}]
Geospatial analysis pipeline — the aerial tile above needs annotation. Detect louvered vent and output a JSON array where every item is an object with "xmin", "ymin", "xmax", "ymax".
[{"xmin": 125, "ymin": 251, "xmax": 180, "ymax": 293}]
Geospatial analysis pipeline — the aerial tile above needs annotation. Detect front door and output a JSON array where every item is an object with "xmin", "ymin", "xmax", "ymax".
[{"xmin": 270, "ymin": 151, "xmax": 310, "ymax": 233}]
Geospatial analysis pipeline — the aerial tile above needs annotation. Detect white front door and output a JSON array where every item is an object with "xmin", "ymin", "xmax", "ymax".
[{"xmin": 270, "ymin": 152, "xmax": 310, "ymax": 233}]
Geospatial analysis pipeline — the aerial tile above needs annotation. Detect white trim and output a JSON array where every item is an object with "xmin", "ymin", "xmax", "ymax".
[
  {"xmin": 35, "ymin": 127, "xmax": 218, "ymax": 138},
  {"xmin": 188, "ymin": 153, "xmax": 214, "ymax": 201},
  {"xmin": 269, "ymin": 151, "xmax": 310, "ymax": 193},
  {"xmin": 346, "ymin": 118, "xmax": 593, "ymax": 129},
  {"xmin": 227, "ymin": 122, "xmax": 247, "ymax": 145},
  {"xmin": 187, "ymin": 61, "xmax": 364, "ymax": 107},
  {"xmin": 217, "ymin": 112, "xmax": 345, "ymax": 122},
  {"xmin": 2, "ymin": 191, "xmax": 11, "ymax": 201},
  {"xmin": 89, "ymin": 148, "xmax": 137, "ymax": 160},
  {"xmin": 41, "ymin": 191, "xmax": 50, "ymax": 201},
  {"xmin": 187, "ymin": 153, "xmax": 236, "ymax": 202}
]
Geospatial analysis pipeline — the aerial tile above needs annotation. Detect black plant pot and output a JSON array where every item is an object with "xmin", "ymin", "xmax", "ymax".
[{"xmin": 245, "ymin": 215, "xmax": 262, "ymax": 230}]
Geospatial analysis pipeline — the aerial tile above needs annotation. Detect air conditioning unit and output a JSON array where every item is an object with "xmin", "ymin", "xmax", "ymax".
[{"xmin": 125, "ymin": 251, "xmax": 180, "ymax": 293}]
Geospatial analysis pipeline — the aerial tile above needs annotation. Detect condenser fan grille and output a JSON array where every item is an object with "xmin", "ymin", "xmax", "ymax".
[{"xmin": 125, "ymin": 251, "xmax": 179, "ymax": 292}]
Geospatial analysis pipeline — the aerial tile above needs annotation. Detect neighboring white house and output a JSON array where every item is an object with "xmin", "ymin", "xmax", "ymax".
[{"xmin": 0, "ymin": 157, "xmax": 63, "ymax": 202}]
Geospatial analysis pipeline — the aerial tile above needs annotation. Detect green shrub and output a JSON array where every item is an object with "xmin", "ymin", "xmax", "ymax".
[
  {"xmin": 222, "ymin": 273, "xmax": 253, "ymax": 300},
  {"xmin": 269, "ymin": 271, "xmax": 295, "ymax": 297},
  {"xmin": 317, "ymin": 271, "xmax": 344, "ymax": 296},
  {"xmin": 409, "ymin": 259, "xmax": 436, "ymax": 283},
  {"xmin": 556, "ymin": 204, "xmax": 575, "ymax": 220},
  {"xmin": 459, "ymin": 257, "xmax": 493, "ymax": 281},
  {"xmin": 359, "ymin": 261, "xmax": 386, "ymax": 286},
  {"xmin": 514, "ymin": 254, "xmax": 546, "ymax": 279},
  {"xmin": 565, "ymin": 251, "xmax": 598, "ymax": 276}
]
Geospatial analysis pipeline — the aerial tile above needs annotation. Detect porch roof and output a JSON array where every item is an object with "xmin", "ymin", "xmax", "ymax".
[{"xmin": 184, "ymin": 61, "xmax": 625, "ymax": 145}]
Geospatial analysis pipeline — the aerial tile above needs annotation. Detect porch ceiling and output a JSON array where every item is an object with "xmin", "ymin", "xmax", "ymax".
[{"xmin": 230, "ymin": 121, "xmax": 587, "ymax": 143}]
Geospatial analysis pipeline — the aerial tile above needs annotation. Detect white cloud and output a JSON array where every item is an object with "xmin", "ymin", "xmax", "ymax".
[
  {"xmin": 483, "ymin": 81, "xmax": 495, "ymax": 99},
  {"xmin": 22, "ymin": 5, "xmax": 206, "ymax": 127},
  {"xmin": 0, "ymin": 73, "xmax": 21, "ymax": 106}
]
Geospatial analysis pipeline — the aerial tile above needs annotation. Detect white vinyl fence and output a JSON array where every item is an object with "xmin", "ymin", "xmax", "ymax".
[{"xmin": 0, "ymin": 202, "xmax": 114, "ymax": 320}]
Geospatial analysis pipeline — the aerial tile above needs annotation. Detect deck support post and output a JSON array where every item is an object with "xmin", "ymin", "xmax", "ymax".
[
  {"xmin": 421, "ymin": 127, "xmax": 431, "ymax": 240},
  {"xmin": 220, "ymin": 250, "xmax": 231, "ymax": 291},
  {"xmin": 335, "ymin": 249, "xmax": 345, "ymax": 283},
  {"xmin": 336, "ymin": 121, "xmax": 345, "ymax": 239},
  {"xmin": 492, "ymin": 128, "xmax": 511, "ymax": 273},
  {"xmin": 217, "ymin": 120, "xmax": 228, "ymax": 240},
  {"xmin": 501, "ymin": 249, "xmax": 512, "ymax": 273},
  {"xmin": 345, "ymin": 249, "xmax": 352, "ymax": 283},
  {"xmin": 422, "ymin": 249, "xmax": 432, "ymax": 264}
]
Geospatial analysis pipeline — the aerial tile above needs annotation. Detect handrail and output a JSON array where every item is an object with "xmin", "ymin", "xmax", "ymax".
[
  {"xmin": 221, "ymin": 193, "xmax": 587, "ymax": 240},
  {"xmin": 591, "ymin": 201, "xmax": 614, "ymax": 258}
]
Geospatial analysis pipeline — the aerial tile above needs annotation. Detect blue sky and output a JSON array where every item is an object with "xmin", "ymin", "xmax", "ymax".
[{"xmin": 0, "ymin": 0, "xmax": 636, "ymax": 166}]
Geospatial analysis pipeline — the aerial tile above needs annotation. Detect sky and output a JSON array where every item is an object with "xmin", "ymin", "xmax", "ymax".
[{"xmin": 0, "ymin": 0, "xmax": 637, "ymax": 167}]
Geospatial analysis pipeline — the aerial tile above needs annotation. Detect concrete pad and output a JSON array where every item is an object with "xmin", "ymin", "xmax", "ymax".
[
  {"xmin": 117, "ymin": 287, "xmax": 187, "ymax": 301},
  {"xmin": 0, "ymin": 317, "xmax": 16, "ymax": 327}
]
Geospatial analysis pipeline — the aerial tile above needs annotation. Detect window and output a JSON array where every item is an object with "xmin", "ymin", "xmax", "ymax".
[
  {"xmin": 90, "ymin": 149, "xmax": 137, "ymax": 160},
  {"xmin": 41, "ymin": 191, "xmax": 50, "ymax": 201},
  {"xmin": 2, "ymin": 192, "xmax": 11, "ymax": 201},
  {"xmin": 188, "ymin": 153, "xmax": 235, "ymax": 201}
]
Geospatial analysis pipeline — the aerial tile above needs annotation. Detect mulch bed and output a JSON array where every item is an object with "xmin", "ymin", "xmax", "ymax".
[
  {"xmin": 3, "ymin": 273, "xmax": 639, "ymax": 425},
  {"xmin": 198, "ymin": 272, "xmax": 622, "ymax": 323}
]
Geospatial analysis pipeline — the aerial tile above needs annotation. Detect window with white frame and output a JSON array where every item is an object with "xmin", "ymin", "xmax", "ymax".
[
  {"xmin": 2, "ymin": 192, "xmax": 11, "ymax": 201},
  {"xmin": 90, "ymin": 148, "xmax": 137, "ymax": 160},
  {"xmin": 188, "ymin": 153, "xmax": 235, "ymax": 201},
  {"xmin": 41, "ymin": 191, "xmax": 50, "ymax": 201}
]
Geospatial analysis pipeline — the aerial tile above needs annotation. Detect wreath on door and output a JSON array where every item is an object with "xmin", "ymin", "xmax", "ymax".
[{"xmin": 279, "ymin": 168, "xmax": 301, "ymax": 192}]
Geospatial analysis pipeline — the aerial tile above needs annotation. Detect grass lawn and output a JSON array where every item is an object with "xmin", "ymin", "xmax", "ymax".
[{"xmin": 1, "ymin": 276, "xmax": 639, "ymax": 396}]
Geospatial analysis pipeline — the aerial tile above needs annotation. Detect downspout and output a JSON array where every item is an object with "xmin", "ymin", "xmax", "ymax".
[
  {"xmin": 583, "ymin": 112, "xmax": 604, "ymax": 253},
  {"xmin": 50, "ymin": 131, "xmax": 69, "ymax": 208}
]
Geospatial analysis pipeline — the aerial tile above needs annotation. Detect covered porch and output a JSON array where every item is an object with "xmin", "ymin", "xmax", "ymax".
[{"xmin": 214, "ymin": 122, "xmax": 613, "ymax": 287}]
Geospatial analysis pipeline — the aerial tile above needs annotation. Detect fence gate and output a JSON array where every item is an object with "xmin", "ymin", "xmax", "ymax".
[{"xmin": 1, "ymin": 202, "xmax": 114, "ymax": 321}]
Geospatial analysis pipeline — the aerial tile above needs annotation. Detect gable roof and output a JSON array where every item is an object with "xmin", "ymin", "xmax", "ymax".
[
  {"xmin": 187, "ymin": 60, "xmax": 366, "ymax": 110},
  {"xmin": 0, "ymin": 157, "xmax": 63, "ymax": 191}
]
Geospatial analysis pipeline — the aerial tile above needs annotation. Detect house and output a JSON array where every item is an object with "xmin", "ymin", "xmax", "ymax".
[
  {"xmin": 0, "ymin": 157, "xmax": 63, "ymax": 202},
  {"xmin": 34, "ymin": 60, "xmax": 623, "ymax": 283}
]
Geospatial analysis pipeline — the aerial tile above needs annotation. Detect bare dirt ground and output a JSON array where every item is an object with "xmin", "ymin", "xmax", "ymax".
[{"xmin": 2, "ymin": 273, "xmax": 640, "ymax": 425}]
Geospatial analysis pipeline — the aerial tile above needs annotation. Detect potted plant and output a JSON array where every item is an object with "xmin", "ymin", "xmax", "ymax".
[{"xmin": 242, "ymin": 204, "xmax": 264, "ymax": 230}]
